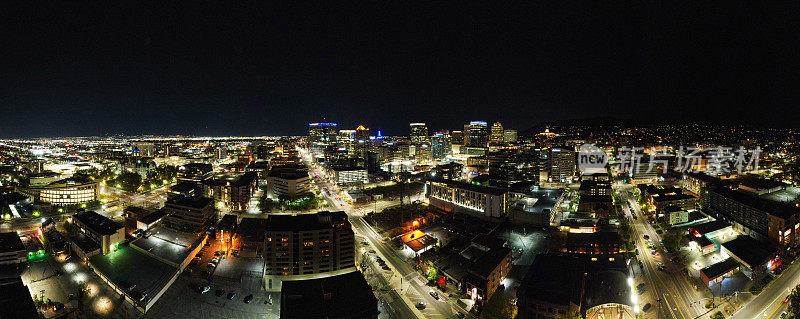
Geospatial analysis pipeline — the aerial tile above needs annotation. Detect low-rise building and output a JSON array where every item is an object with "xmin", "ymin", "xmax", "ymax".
[
  {"xmin": 431, "ymin": 235, "xmax": 512, "ymax": 304},
  {"xmin": 721, "ymin": 235, "xmax": 777, "ymax": 280},
  {"xmin": 426, "ymin": 179, "xmax": 509, "ymax": 218},
  {"xmin": 162, "ymin": 196, "xmax": 216, "ymax": 234},
  {"xmin": 72, "ymin": 210, "xmax": 125, "ymax": 255},
  {"xmin": 0, "ymin": 232, "xmax": 27, "ymax": 266},
  {"xmin": 563, "ymin": 231, "xmax": 623, "ymax": 255},
  {"xmin": 17, "ymin": 175, "xmax": 98, "ymax": 206},
  {"xmin": 280, "ymin": 271, "xmax": 378, "ymax": 319},
  {"xmin": 266, "ymin": 168, "xmax": 311, "ymax": 199},
  {"xmin": 517, "ymin": 254, "xmax": 583, "ymax": 319},
  {"xmin": 203, "ymin": 172, "xmax": 258, "ymax": 211}
]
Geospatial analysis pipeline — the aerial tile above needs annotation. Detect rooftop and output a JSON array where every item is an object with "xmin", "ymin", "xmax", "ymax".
[
  {"xmin": 721, "ymin": 236, "xmax": 776, "ymax": 268},
  {"xmin": 204, "ymin": 172, "xmax": 258, "ymax": 187},
  {"xmin": 518, "ymin": 254, "xmax": 584, "ymax": 306},
  {"xmin": 267, "ymin": 169, "xmax": 309, "ymax": 180},
  {"xmin": 0, "ymin": 232, "xmax": 25, "ymax": 253},
  {"xmin": 690, "ymin": 220, "xmax": 732, "ymax": 236},
  {"xmin": 238, "ymin": 217, "xmax": 268, "ymax": 242},
  {"xmin": 0, "ymin": 279, "xmax": 38, "ymax": 318},
  {"xmin": 265, "ymin": 211, "xmax": 350, "ymax": 232},
  {"xmin": 582, "ymin": 269, "xmax": 633, "ymax": 311},
  {"xmin": 429, "ymin": 179, "xmax": 507, "ymax": 196},
  {"xmin": 712, "ymin": 187, "xmax": 800, "ymax": 220},
  {"xmin": 280, "ymin": 271, "xmax": 378, "ymax": 319},
  {"xmin": 737, "ymin": 176, "xmax": 787, "ymax": 191},
  {"xmin": 216, "ymin": 214, "xmax": 238, "ymax": 231},
  {"xmin": 165, "ymin": 195, "xmax": 214, "ymax": 210},
  {"xmin": 89, "ymin": 246, "xmax": 177, "ymax": 307},
  {"xmin": 700, "ymin": 258, "xmax": 740, "ymax": 281},
  {"xmin": 139, "ymin": 210, "xmax": 167, "ymax": 225},
  {"xmin": 652, "ymin": 192, "xmax": 696, "ymax": 202},
  {"xmin": 131, "ymin": 226, "xmax": 202, "ymax": 266},
  {"xmin": 74, "ymin": 210, "xmax": 123, "ymax": 236}
]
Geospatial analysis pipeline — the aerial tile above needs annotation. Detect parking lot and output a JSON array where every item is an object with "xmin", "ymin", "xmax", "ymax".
[{"xmin": 147, "ymin": 238, "xmax": 278, "ymax": 318}]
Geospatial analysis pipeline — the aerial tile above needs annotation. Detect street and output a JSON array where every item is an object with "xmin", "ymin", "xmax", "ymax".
[{"xmin": 305, "ymin": 159, "xmax": 463, "ymax": 319}]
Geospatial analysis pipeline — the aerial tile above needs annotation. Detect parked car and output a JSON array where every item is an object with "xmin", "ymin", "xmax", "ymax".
[
  {"xmin": 200, "ymin": 286, "xmax": 211, "ymax": 294},
  {"xmin": 227, "ymin": 292, "xmax": 237, "ymax": 300},
  {"xmin": 643, "ymin": 303, "xmax": 651, "ymax": 312},
  {"xmin": 243, "ymin": 294, "xmax": 253, "ymax": 303},
  {"xmin": 215, "ymin": 289, "xmax": 225, "ymax": 297},
  {"xmin": 416, "ymin": 302, "xmax": 426, "ymax": 310},
  {"xmin": 643, "ymin": 235, "xmax": 649, "ymax": 240},
  {"xmin": 429, "ymin": 291, "xmax": 439, "ymax": 300}
]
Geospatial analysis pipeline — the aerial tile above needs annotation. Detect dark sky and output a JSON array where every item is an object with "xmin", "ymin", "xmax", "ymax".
[{"xmin": 1, "ymin": 2, "xmax": 798, "ymax": 138}]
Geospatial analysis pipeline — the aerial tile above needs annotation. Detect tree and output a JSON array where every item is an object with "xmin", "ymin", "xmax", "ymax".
[
  {"xmin": 481, "ymin": 292, "xmax": 516, "ymax": 319},
  {"xmin": 63, "ymin": 221, "xmax": 79, "ymax": 236},
  {"xmin": 789, "ymin": 289, "xmax": 800, "ymax": 315},
  {"xmin": 618, "ymin": 217, "xmax": 632, "ymax": 241},
  {"xmin": 258, "ymin": 196, "xmax": 275, "ymax": 212},
  {"xmin": 662, "ymin": 231, "xmax": 682, "ymax": 252},
  {"xmin": 116, "ymin": 172, "xmax": 142, "ymax": 192},
  {"xmin": 710, "ymin": 311, "xmax": 725, "ymax": 319},
  {"xmin": 427, "ymin": 267, "xmax": 438, "ymax": 282}
]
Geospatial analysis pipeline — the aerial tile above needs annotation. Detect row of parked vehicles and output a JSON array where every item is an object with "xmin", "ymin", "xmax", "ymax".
[{"xmin": 197, "ymin": 285, "xmax": 271, "ymax": 304}]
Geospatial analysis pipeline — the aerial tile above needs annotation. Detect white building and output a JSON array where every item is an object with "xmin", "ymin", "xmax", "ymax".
[
  {"xmin": 332, "ymin": 167, "xmax": 368, "ymax": 185},
  {"xmin": 426, "ymin": 179, "xmax": 509, "ymax": 218}
]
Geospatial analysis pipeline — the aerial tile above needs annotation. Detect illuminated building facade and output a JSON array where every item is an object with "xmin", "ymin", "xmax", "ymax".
[
  {"xmin": 17, "ymin": 175, "xmax": 98, "ymax": 206},
  {"xmin": 549, "ymin": 146, "xmax": 576, "ymax": 183},
  {"xmin": 466, "ymin": 121, "xmax": 489, "ymax": 147},
  {"xmin": 162, "ymin": 195, "xmax": 216, "ymax": 234},
  {"xmin": 409, "ymin": 122, "xmax": 429, "ymax": 144},
  {"xmin": 490, "ymin": 122, "xmax": 504, "ymax": 144},
  {"xmin": 503, "ymin": 129, "xmax": 517, "ymax": 143},
  {"xmin": 202, "ymin": 172, "xmax": 258, "ymax": 210},
  {"xmin": 430, "ymin": 132, "xmax": 452, "ymax": 160},
  {"xmin": 266, "ymin": 168, "xmax": 311, "ymax": 198},
  {"xmin": 72, "ymin": 210, "xmax": 124, "ymax": 255},
  {"xmin": 331, "ymin": 167, "xmax": 368, "ymax": 185},
  {"xmin": 426, "ymin": 179, "xmax": 508, "ymax": 218},
  {"xmin": 308, "ymin": 122, "xmax": 339, "ymax": 154},
  {"xmin": 264, "ymin": 211, "xmax": 356, "ymax": 291}
]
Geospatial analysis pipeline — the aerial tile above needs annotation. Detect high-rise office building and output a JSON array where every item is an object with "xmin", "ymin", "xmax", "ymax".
[
  {"xmin": 430, "ymin": 132, "xmax": 452, "ymax": 160},
  {"xmin": 354, "ymin": 125, "xmax": 370, "ymax": 159},
  {"xmin": 490, "ymin": 122, "xmax": 504, "ymax": 144},
  {"xmin": 504, "ymin": 129, "xmax": 517, "ymax": 143},
  {"xmin": 337, "ymin": 130, "xmax": 356, "ymax": 156},
  {"xmin": 463, "ymin": 124, "xmax": 472, "ymax": 145},
  {"xmin": 308, "ymin": 122, "xmax": 339, "ymax": 154},
  {"xmin": 467, "ymin": 121, "xmax": 489, "ymax": 147},
  {"xmin": 410, "ymin": 123, "xmax": 429, "ymax": 144},
  {"xmin": 451, "ymin": 130, "xmax": 465, "ymax": 145},
  {"xmin": 549, "ymin": 146, "xmax": 576, "ymax": 183}
]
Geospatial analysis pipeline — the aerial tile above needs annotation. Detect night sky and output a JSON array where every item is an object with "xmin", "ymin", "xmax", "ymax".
[{"xmin": 1, "ymin": 2, "xmax": 798, "ymax": 138}]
